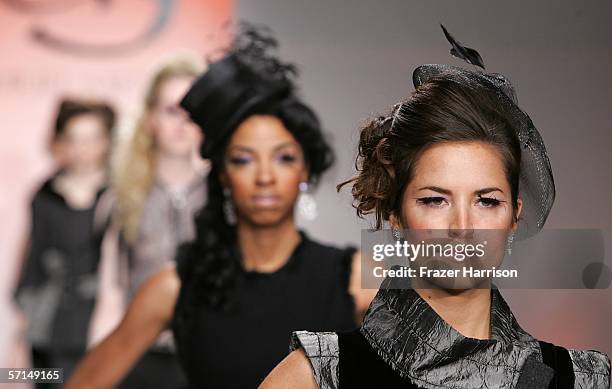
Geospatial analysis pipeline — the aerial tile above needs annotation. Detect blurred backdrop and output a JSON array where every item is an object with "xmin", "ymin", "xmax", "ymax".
[
  {"xmin": 0, "ymin": 0, "xmax": 232, "ymax": 374},
  {"xmin": 1, "ymin": 0, "xmax": 611, "ymax": 378}
]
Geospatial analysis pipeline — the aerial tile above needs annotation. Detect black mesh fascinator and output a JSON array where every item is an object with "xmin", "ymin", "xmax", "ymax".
[
  {"xmin": 180, "ymin": 23, "xmax": 298, "ymax": 158},
  {"xmin": 413, "ymin": 25, "xmax": 555, "ymax": 239}
]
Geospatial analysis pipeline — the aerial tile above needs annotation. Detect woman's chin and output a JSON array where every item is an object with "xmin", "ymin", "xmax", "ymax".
[{"xmin": 242, "ymin": 209, "xmax": 293, "ymax": 228}]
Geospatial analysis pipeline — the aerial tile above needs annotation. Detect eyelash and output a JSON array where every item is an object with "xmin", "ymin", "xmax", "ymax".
[
  {"xmin": 227, "ymin": 156, "xmax": 251, "ymax": 165},
  {"xmin": 417, "ymin": 197, "xmax": 446, "ymax": 207},
  {"xmin": 226, "ymin": 154, "xmax": 298, "ymax": 166},
  {"xmin": 416, "ymin": 196, "xmax": 503, "ymax": 208},
  {"xmin": 478, "ymin": 196, "xmax": 502, "ymax": 207},
  {"xmin": 277, "ymin": 154, "xmax": 297, "ymax": 163}
]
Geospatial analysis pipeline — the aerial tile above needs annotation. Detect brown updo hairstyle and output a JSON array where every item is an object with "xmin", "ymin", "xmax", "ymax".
[
  {"xmin": 338, "ymin": 74, "xmax": 522, "ymax": 229},
  {"xmin": 53, "ymin": 98, "xmax": 116, "ymax": 138}
]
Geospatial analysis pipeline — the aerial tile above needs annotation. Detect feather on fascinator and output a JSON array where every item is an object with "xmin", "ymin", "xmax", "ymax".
[
  {"xmin": 412, "ymin": 25, "xmax": 555, "ymax": 239},
  {"xmin": 441, "ymin": 24, "xmax": 485, "ymax": 69},
  {"xmin": 180, "ymin": 23, "xmax": 299, "ymax": 158}
]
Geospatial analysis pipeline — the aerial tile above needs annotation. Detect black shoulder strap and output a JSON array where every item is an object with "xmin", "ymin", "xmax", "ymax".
[
  {"xmin": 538, "ymin": 340, "xmax": 575, "ymax": 388},
  {"xmin": 338, "ymin": 329, "xmax": 422, "ymax": 389}
]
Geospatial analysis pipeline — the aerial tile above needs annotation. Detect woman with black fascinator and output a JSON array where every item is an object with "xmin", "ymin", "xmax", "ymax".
[
  {"xmin": 66, "ymin": 24, "xmax": 375, "ymax": 389},
  {"xmin": 262, "ymin": 26, "xmax": 610, "ymax": 389}
]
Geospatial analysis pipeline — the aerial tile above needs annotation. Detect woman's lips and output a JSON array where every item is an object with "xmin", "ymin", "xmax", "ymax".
[{"xmin": 252, "ymin": 194, "xmax": 281, "ymax": 208}]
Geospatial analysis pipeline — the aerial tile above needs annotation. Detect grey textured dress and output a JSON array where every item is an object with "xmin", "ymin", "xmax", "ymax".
[
  {"xmin": 122, "ymin": 177, "xmax": 206, "ymax": 300},
  {"xmin": 292, "ymin": 278, "xmax": 611, "ymax": 388}
]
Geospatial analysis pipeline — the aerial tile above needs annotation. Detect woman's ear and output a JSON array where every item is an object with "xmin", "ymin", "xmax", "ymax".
[
  {"xmin": 49, "ymin": 137, "xmax": 66, "ymax": 166},
  {"xmin": 301, "ymin": 162, "xmax": 310, "ymax": 184},
  {"xmin": 512, "ymin": 198, "xmax": 523, "ymax": 231},
  {"xmin": 143, "ymin": 110, "xmax": 157, "ymax": 136},
  {"xmin": 389, "ymin": 213, "xmax": 402, "ymax": 230},
  {"xmin": 219, "ymin": 170, "xmax": 228, "ymax": 188}
]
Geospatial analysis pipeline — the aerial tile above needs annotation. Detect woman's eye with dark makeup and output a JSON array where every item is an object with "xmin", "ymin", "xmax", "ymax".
[
  {"xmin": 276, "ymin": 153, "xmax": 298, "ymax": 164},
  {"xmin": 477, "ymin": 196, "xmax": 502, "ymax": 208},
  {"xmin": 227, "ymin": 155, "xmax": 252, "ymax": 165},
  {"xmin": 163, "ymin": 105, "xmax": 182, "ymax": 116},
  {"xmin": 416, "ymin": 197, "xmax": 447, "ymax": 207}
]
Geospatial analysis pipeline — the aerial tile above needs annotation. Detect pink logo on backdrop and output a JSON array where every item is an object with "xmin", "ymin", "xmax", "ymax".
[{"xmin": 0, "ymin": 0, "xmax": 176, "ymax": 56}]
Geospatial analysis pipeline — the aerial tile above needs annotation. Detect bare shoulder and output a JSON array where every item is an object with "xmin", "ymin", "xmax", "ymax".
[
  {"xmin": 349, "ymin": 250, "xmax": 377, "ymax": 319},
  {"xmin": 128, "ymin": 265, "xmax": 181, "ymax": 324},
  {"xmin": 148, "ymin": 265, "xmax": 180, "ymax": 295},
  {"xmin": 259, "ymin": 349, "xmax": 318, "ymax": 389}
]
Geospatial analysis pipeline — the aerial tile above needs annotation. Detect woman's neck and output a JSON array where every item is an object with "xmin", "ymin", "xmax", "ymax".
[
  {"xmin": 414, "ymin": 287, "xmax": 492, "ymax": 340},
  {"xmin": 54, "ymin": 166, "xmax": 107, "ymax": 209},
  {"xmin": 155, "ymin": 153, "xmax": 198, "ymax": 192},
  {"xmin": 237, "ymin": 216, "xmax": 301, "ymax": 273}
]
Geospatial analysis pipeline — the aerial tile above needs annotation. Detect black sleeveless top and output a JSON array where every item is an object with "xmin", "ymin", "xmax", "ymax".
[
  {"xmin": 171, "ymin": 232, "xmax": 358, "ymax": 388},
  {"xmin": 337, "ymin": 329, "xmax": 575, "ymax": 389},
  {"xmin": 14, "ymin": 177, "xmax": 108, "ymax": 350}
]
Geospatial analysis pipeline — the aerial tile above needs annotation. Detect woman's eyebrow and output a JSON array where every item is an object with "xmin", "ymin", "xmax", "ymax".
[
  {"xmin": 475, "ymin": 187, "xmax": 504, "ymax": 195},
  {"xmin": 416, "ymin": 186, "xmax": 505, "ymax": 195},
  {"xmin": 226, "ymin": 145, "xmax": 254, "ymax": 153},
  {"xmin": 273, "ymin": 142, "xmax": 299, "ymax": 151},
  {"xmin": 417, "ymin": 186, "xmax": 451, "ymax": 195},
  {"xmin": 227, "ymin": 142, "xmax": 298, "ymax": 154}
]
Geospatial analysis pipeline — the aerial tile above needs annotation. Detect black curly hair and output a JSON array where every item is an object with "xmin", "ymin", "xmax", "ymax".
[{"xmin": 176, "ymin": 96, "xmax": 334, "ymax": 311}]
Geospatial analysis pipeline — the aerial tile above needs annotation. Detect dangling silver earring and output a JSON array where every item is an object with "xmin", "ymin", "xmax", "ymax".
[
  {"xmin": 223, "ymin": 187, "xmax": 236, "ymax": 225},
  {"xmin": 506, "ymin": 232, "xmax": 515, "ymax": 256},
  {"xmin": 392, "ymin": 228, "xmax": 402, "ymax": 241},
  {"xmin": 296, "ymin": 181, "xmax": 318, "ymax": 221}
]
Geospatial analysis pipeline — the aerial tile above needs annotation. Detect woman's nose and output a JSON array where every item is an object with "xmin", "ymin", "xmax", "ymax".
[
  {"xmin": 255, "ymin": 161, "xmax": 275, "ymax": 186},
  {"xmin": 448, "ymin": 205, "xmax": 474, "ymax": 238}
]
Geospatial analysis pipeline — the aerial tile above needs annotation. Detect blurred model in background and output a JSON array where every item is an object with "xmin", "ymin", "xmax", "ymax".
[
  {"xmin": 109, "ymin": 56, "xmax": 205, "ymax": 388},
  {"xmin": 66, "ymin": 24, "xmax": 375, "ymax": 389},
  {"xmin": 14, "ymin": 98, "xmax": 116, "ymax": 388}
]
